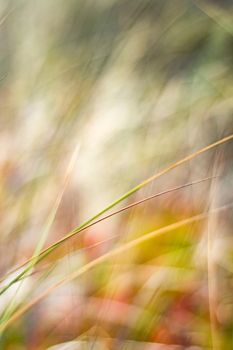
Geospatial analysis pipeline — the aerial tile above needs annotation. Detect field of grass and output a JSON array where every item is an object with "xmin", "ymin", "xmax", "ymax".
[{"xmin": 0, "ymin": 1, "xmax": 232, "ymax": 349}]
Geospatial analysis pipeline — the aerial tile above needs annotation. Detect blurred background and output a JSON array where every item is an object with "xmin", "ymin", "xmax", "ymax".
[{"xmin": 0, "ymin": 0, "xmax": 232, "ymax": 349}]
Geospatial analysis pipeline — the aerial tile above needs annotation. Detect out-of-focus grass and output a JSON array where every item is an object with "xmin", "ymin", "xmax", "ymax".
[{"xmin": 0, "ymin": 0, "xmax": 233, "ymax": 349}]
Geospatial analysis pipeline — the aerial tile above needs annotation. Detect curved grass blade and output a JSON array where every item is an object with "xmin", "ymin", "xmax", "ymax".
[{"xmin": 0, "ymin": 133, "xmax": 232, "ymax": 296}]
